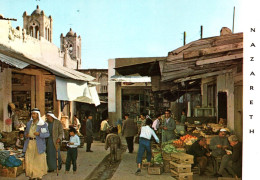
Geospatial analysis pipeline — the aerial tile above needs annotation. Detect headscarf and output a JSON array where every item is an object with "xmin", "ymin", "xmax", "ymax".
[
  {"xmin": 46, "ymin": 111, "xmax": 58, "ymax": 120},
  {"xmin": 30, "ymin": 108, "xmax": 45, "ymax": 126}
]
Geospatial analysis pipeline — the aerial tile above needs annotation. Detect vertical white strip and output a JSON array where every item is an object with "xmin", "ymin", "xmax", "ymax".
[
  {"xmin": 108, "ymin": 59, "xmax": 116, "ymax": 112},
  {"xmin": 242, "ymin": 0, "xmax": 260, "ymax": 179}
]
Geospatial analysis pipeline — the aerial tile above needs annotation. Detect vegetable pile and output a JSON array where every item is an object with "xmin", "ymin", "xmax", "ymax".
[{"xmin": 173, "ymin": 134, "xmax": 197, "ymax": 146}]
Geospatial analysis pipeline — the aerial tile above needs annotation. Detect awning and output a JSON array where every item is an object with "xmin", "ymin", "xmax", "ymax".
[
  {"xmin": 0, "ymin": 53, "xmax": 29, "ymax": 69},
  {"xmin": 56, "ymin": 77, "xmax": 100, "ymax": 106},
  {"xmin": 0, "ymin": 45, "xmax": 95, "ymax": 81},
  {"xmin": 110, "ymin": 75, "xmax": 151, "ymax": 82}
]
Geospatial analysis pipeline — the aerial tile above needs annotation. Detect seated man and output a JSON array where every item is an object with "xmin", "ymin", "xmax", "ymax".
[
  {"xmin": 215, "ymin": 135, "xmax": 242, "ymax": 178},
  {"xmin": 187, "ymin": 136, "xmax": 210, "ymax": 175},
  {"xmin": 105, "ymin": 127, "xmax": 121, "ymax": 162},
  {"xmin": 209, "ymin": 129, "xmax": 230, "ymax": 174}
]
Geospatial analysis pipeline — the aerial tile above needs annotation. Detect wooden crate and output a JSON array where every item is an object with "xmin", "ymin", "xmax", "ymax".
[
  {"xmin": 0, "ymin": 164, "xmax": 24, "ymax": 178},
  {"xmin": 171, "ymin": 169, "xmax": 193, "ymax": 180},
  {"xmin": 162, "ymin": 152, "xmax": 172, "ymax": 161},
  {"xmin": 170, "ymin": 161, "xmax": 191, "ymax": 173},
  {"xmin": 217, "ymin": 178, "xmax": 241, "ymax": 180},
  {"xmin": 141, "ymin": 162, "xmax": 150, "ymax": 169},
  {"xmin": 171, "ymin": 153, "xmax": 193, "ymax": 164},
  {"xmin": 163, "ymin": 160, "xmax": 170, "ymax": 173},
  {"xmin": 148, "ymin": 165, "xmax": 163, "ymax": 175}
]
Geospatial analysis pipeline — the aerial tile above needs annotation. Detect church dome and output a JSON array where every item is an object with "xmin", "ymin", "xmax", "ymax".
[
  {"xmin": 31, "ymin": 5, "xmax": 42, "ymax": 15},
  {"xmin": 66, "ymin": 28, "xmax": 76, "ymax": 37}
]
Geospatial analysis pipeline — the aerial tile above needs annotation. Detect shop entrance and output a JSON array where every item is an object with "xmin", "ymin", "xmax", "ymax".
[{"xmin": 218, "ymin": 92, "xmax": 227, "ymax": 121}]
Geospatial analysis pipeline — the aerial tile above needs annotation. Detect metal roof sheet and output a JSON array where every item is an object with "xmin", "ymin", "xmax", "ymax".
[
  {"xmin": 0, "ymin": 45, "xmax": 95, "ymax": 81},
  {"xmin": 0, "ymin": 53, "xmax": 29, "ymax": 69}
]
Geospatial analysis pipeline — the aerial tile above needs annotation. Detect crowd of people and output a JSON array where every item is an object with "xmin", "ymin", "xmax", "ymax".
[{"xmin": 15, "ymin": 107, "xmax": 241, "ymax": 179}]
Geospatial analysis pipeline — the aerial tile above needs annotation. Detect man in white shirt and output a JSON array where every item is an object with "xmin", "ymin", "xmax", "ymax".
[
  {"xmin": 135, "ymin": 119, "xmax": 159, "ymax": 175},
  {"xmin": 100, "ymin": 119, "xmax": 110, "ymax": 143},
  {"xmin": 152, "ymin": 114, "xmax": 162, "ymax": 131}
]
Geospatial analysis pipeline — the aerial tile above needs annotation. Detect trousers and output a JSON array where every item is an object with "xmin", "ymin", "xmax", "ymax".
[{"xmin": 137, "ymin": 138, "xmax": 151, "ymax": 164}]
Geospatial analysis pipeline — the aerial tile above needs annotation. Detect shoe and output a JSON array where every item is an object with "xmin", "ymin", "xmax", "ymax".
[
  {"xmin": 214, "ymin": 173, "xmax": 222, "ymax": 177},
  {"xmin": 65, "ymin": 171, "xmax": 69, "ymax": 174},
  {"xmin": 86, "ymin": 150, "xmax": 93, "ymax": 152},
  {"xmin": 73, "ymin": 171, "xmax": 76, "ymax": 174},
  {"xmin": 135, "ymin": 169, "xmax": 141, "ymax": 175},
  {"xmin": 47, "ymin": 170, "xmax": 54, "ymax": 172}
]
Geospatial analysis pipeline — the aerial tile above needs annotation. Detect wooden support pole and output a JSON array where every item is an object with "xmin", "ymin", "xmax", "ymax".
[{"xmin": 184, "ymin": 31, "xmax": 186, "ymax": 45}]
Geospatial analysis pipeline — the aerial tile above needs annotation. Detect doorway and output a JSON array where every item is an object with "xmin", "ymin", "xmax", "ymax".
[{"xmin": 218, "ymin": 92, "xmax": 227, "ymax": 121}]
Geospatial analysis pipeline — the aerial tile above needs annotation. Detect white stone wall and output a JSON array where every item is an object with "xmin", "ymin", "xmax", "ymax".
[
  {"xmin": 108, "ymin": 59, "xmax": 116, "ymax": 112},
  {"xmin": 0, "ymin": 20, "xmax": 77, "ymax": 69}
]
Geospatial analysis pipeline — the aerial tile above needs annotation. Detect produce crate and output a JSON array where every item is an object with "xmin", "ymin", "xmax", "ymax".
[
  {"xmin": 0, "ymin": 164, "xmax": 24, "ymax": 178},
  {"xmin": 171, "ymin": 169, "xmax": 193, "ymax": 180},
  {"xmin": 171, "ymin": 153, "xmax": 194, "ymax": 164},
  {"xmin": 141, "ymin": 162, "xmax": 150, "ymax": 169},
  {"xmin": 170, "ymin": 161, "xmax": 191, "ymax": 173},
  {"xmin": 148, "ymin": 165, "xmax": 163, "ymax": 175},
  {"xmin": 163, "ymin": 160, "xmax": 171, "ymax": 173},
  {"xmin": 217, "ymin": 178, "xmax": 241, "ymax": 180},
  {"xmin": 162, "ymin": 152, "xmax": 172, "ymax": 161}
]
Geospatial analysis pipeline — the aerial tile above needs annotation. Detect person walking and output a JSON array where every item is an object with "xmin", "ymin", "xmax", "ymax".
[
  {"xmin": 46, "ymin": 111, "xmax": 64, "ymax": 172},
  {"xmin": 65, "ymin": 127, "xmax": 80, "ymax": 174},
  {"xmin": 23, "ymin": 108, "xmax": 49, "ymax": 180},
  {"xmin": 122, "ymin": 113, "xmax": 138, "ymax": 153},
  {"xmin": 86, "ymin": 115, "xmax": 94, "ymax": 152},
  {"xmin": 135, "ymin": 119, "xmax": 159, "ymax": 175},
  {"xmin": 100, "ymin": 118, "xmax": 110, "ymax": 143}
]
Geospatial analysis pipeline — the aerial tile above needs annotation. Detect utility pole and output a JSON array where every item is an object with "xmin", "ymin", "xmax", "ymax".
[
  {"xmin": 232, "ymin": 6, "xmax": 235, "ymax": 33},
  {"xmin": 200, "ymin": 25, "xmax": 203, "ymax": 39},
  {"xmin": 184, "ymin": 31, "xmax": 186, "ymax": 45}
]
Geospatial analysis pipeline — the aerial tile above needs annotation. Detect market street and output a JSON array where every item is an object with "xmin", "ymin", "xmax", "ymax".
[{"xmin": 2, "ymin": 139, "xmax": 220, "ymax": 180}]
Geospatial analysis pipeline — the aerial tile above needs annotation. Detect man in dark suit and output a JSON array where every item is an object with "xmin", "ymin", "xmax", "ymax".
[
  {"xmin": 122, "ymin": 113, "xmax": 138, "ymax": 153},
  {"xmin": 86, "ymin": 115, "xmax": 94, "ymax": 152},
  {"xmin": 161, "ymin": 110, "xmax": 176, "ymax": 142},
  {"xmin": 215, "ymin": 135, "xmax": 242, "ymax": 178}
]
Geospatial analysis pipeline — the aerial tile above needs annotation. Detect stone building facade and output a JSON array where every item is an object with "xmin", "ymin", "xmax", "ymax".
[
  {"xmin": 23, "ymin": 5, "xmax": 53, "ymax": 42},
  {"xmin": 60, "ymin": 28, "xmax": 82, "ymax": 69}
]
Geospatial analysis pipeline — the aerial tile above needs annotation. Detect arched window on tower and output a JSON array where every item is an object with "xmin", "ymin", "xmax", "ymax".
[
  {"xmin": 29, "ymin": 26, "xmax": 33, "ymax": 37},
  {"xmin": 45, "ymin": 27, "xmax": 47, "ymax": 39},
  {"xmin": 35, "ymin": 26, "xmax": 39, "ymax": 39},
  {"xmin": 48, "ymin": 28, "xmax": 50, "ymax": 41}
]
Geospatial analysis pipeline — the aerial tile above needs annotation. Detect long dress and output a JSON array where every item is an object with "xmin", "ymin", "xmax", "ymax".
[
  {"xmin": 46, "ymin": 122, "xmax": 62, "ymax": 171},
  {"xmin": 25, "ymin": 122, "xmax": 47, "ymax": 178}
]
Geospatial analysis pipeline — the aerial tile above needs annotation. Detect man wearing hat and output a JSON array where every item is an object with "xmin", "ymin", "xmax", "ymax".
[
  {"xmin": 46, "ymin": 111, "xmax": 64, "ymax": 172},
  {"xmin": 23, "ymin": 108, "xmax": 50, "ymax": 180},
  {"xmin": 215, "ymin": 135, "xmax": 242, "ymax": 178},
  {"xmin": 209, "ymin": 128, "xmax": 230, "ymax": 175}
]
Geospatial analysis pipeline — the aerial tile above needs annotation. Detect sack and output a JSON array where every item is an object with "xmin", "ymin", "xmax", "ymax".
[
  {"xmin": 0, "ymin": 150, "xmax": 10, "ymax": 165},
  {"xmin": 4, "ymin": 155, "xmax": 22, "ymax": 167}
]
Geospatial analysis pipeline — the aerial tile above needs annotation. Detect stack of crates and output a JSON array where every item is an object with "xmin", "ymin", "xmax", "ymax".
[{"xmin": 169, "ymin": 152, "xmax": 194, "ymax": 180}]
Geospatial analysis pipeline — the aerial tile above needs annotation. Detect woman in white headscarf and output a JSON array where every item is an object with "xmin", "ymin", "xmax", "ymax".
[{"xmin": 23, "ymin": 108, "xmax": 50, "ymax": 180}]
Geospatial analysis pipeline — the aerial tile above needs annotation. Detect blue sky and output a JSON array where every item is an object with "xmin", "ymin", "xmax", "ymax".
[{"xmin": 0, "ymin": 0, "xmax": 241, "ymax": 69}]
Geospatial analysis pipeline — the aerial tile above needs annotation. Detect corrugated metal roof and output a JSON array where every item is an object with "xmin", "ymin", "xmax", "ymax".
[
  {"xmin": 0, "ymin": 45, "xmax": 95, "ymax": 81},
  {"xmin": 0, "ymin": 53, "xmax": 29, "ymax": 69}
]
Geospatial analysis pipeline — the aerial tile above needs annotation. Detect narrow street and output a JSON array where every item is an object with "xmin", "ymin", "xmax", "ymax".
[{"xmin": 2, "ymin": 139, "xmax": 220, "ymax": 180}]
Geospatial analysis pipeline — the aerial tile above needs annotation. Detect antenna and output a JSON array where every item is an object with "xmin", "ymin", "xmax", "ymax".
[
  {"xmin": 232, "ymin": 6, "xmax": 235, "ymax": 33},
  {"xmin": 184, "ymin": 31, "xmax": 186, "ymax": 45}
]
